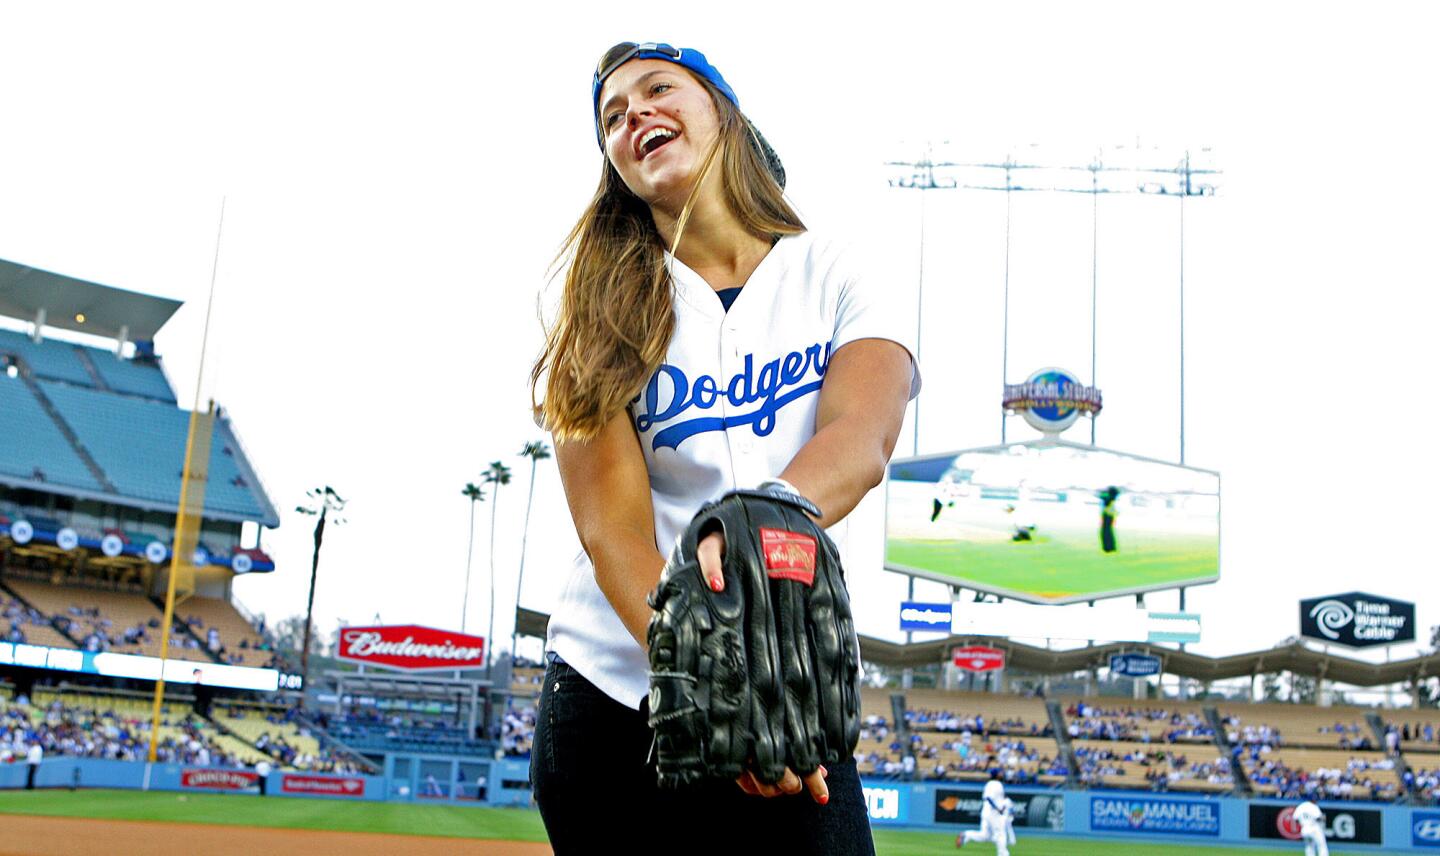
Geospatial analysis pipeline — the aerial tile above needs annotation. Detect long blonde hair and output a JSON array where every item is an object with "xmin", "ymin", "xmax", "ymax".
[{"xmin": 531, "ymin": 73, "xmax": 805, "ymax": 443}]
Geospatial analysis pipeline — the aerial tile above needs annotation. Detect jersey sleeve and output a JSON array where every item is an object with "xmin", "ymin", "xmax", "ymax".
[{"xmin": 829, "ymin": 241, "xmax": 922, "ymax": 400}]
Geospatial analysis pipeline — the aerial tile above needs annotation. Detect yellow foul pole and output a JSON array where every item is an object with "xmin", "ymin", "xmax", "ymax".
[
  {"xmin": 147, "ymin": 199, "xmax": 226, "ymax": 763},
  {"xmin": 146, "ymin": 405, "xmax": 211, "ymax": 761}
]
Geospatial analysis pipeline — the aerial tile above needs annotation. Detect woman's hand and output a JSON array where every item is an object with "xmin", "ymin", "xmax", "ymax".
[
  {"xmin": 697, "ymin": 530, "xmax": 727, "ymax": 593},
  {"xmin": 736, "ymin": 764, "xmax": 829, "ymax": 804},
  {"xmin": 698, "ymin": 529, "xmax": 830, "ymax": 805}
]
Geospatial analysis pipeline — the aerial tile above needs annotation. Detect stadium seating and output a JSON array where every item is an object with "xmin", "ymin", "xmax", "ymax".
[
  {"xmin": 0, "ymin": 328, "xmax": 93, "ymax": 385},
  {"xmin": 1, "ymin": 587, "xmax": 78, "ymax": 650},
  {"xmin": 0, "ymin": 327, "xmax": 176, "ymax": 402},
  {"xmin": 173, "ymin": 596, "xmax": 273, "ymax": 668},
  {"xmin": 0, "ymin": 374, "xmax": 102, "ymax": 491},
  {"xmin": 211, "ymin": 703, "xmax": 326, "ymax": 768},
  {"xmin": 3, "ymin": 579, "xmax": 209, "ymax": 663},
  {"xmin": 1, "ymin": 688, "xmax": 245, "ymax": 767},
  {"xmin": 846, "ymin": 686, "xmax": 1420, "ymax": 800},
  {"xmin": 1396, "ymin": 710, "xmax": 1440, "ymax": 751},
  {"xmin": 855, "ymin": 687, "xmax": 1063, "ymax": 783},
  {"xmin": 510, "ymin": 667, "xmax": 544, "ymax": 698},
  {"xmin": 37, "ymin": 379, "xmax": 267, "ymax": 520},
  {"xmin": 87, "ymin": 352, "xmax": 175, "ymax": 402}
]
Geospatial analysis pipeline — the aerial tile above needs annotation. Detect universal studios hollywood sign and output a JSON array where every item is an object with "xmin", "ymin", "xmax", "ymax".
[{"xmin": 1300, "ymin": 592, "xmax": 1415, "ymax": 649}]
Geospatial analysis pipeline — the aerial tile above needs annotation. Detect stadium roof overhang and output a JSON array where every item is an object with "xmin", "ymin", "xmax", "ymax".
[
  {"xmin": 516, "ymin": 607, "xmax": 550, "ymax": 640},
  {"xmin": 0, "ymin": 257, "xmax": 182, "ymax": 342},
  {"xmin": 0, "ymin": 472, "xmax": 280, "ymax": 528},
  {"xmin": 325, "ymin": 669, "xmax": 489, "ymax": 698},
  {"xmin": 513, "ymin": 608, "xmax": 1439, "ymax": 688},
  {"xmin": 857, "ymin": 634, "xmax": 1440, "ymax": 688}
]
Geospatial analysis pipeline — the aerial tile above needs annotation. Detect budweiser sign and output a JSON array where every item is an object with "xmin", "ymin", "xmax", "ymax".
[
  {"xmin": 181, "ymin": 768, "xmax": 259, "ymax": 791},
  {"xmin": 281, "ymin": 774, "xmax": 366, "ymax": 797},
  {"xmin": 952, "ymin": 645, "xmax": 1005, "ymax": 673},
  {"xmin": 337, "ymin": 624, "xmax": 486, "ymax": 671}
]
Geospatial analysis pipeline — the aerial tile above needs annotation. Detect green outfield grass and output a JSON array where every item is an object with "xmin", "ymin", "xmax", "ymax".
[
  {"xmin": 887, "ymin": 532, "xmax": 1217, "ymax": 601},
  {"xmin": 0, "ymin": 789, "xmax": 1368, "ymax": 854},
  {"xmin": 0, "ymin": 788, "xmax": 549, "ymax": 841}
]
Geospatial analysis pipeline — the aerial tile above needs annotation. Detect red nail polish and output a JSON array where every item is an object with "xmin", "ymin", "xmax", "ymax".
[
  {"xmin": 819, "ymin": 793, "xmax": 829, "ymax": 805},
  {"xmin": 710, "ymin": 576, "xmax": 723, "ymax": 592}
]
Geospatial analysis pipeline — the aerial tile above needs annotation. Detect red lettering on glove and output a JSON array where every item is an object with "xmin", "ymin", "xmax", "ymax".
[{"xmin": 760, "ymin": 528, "xmax": 817, "ymax": 585}]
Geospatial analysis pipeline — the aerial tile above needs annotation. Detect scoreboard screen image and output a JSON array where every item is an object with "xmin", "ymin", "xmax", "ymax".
[{"xmin": 885, "ymin": 441, "xmax": 1220, "ymax": 604}]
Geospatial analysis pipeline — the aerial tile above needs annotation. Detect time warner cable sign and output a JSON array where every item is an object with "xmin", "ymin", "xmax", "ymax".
[
  {"xmin": 1090, "ymin": 796, "xmax": 1220, "ymax": 836},
  {"xmin": 1300, "ymin": 592, "xmax": 1415, "ymax": 648}
]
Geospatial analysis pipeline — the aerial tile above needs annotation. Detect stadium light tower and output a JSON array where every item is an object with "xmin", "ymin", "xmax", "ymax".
[
  {"xmin": 1136, "ymin": 149, "xmax": 1218, "ymax": 465},
  {"xmin": 886, "ymin": 142, "xmax": 1219, "ymax": 454},
  {"xmin": 885, "ymin": 142, "xmax": 957, "ymax": 457},
  {"xmin": 885, "ymin": 143, "xmax": 958, "ymax": 665},
  {"xmin": 295, "ymin": 485, "xmax": 346, "ymax": 700}
]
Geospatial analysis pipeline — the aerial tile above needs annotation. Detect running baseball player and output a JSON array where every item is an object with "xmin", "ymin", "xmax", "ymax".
[{"xmin": 956, "ymin": 770, "xmax": 1011, "ymax": 854}]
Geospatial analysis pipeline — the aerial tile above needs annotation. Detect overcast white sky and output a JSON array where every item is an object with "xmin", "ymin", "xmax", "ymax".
[{"xmin": 1, "ymin": 2, "xmax": 1436, "ymax": 676}]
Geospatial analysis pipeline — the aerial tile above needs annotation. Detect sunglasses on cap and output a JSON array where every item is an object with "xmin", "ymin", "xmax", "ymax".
[{"xmin": 594, "ymin": 42, "xmax": 682, "ymax": 89}]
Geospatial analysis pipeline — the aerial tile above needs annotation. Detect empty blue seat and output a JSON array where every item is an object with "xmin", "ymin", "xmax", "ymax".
[{"xmin": 0, "ymin": 375, "xmax": 101, "ymax": 490}]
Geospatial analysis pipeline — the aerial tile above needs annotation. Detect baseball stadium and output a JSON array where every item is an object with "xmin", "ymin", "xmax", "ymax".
[
  {"xmin": 1, "ymin": 269, "xmax": 1437, "ymax": 852},
  {"xmin": 3, "ymin": 7, "xmax": 1440, "ymax": 856}
]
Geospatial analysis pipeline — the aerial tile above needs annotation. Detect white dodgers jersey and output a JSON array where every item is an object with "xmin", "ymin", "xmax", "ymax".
[{"xmin": 546, "ymin": 231, "xmax": 921, "ymax": 708}]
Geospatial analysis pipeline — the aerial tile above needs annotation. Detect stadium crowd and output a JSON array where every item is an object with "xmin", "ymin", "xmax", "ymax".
[
  {"xmin": 3, "ymin": 594, "xmax": 49, "ymax": 644},
  {"xmin": 0, "ymin": 693, "xmax": 243, "ymax": 767}
]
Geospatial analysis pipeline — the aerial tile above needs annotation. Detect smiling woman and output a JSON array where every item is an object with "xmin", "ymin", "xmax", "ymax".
[{"xmin": 528, "ymin": 41, "xmax": 920, "ymax": 856}]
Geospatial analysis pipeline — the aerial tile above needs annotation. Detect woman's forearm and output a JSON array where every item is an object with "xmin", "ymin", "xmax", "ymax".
[
  {"xmin": 777, "ymin": 339, "xmax": 912, "ymax": 527},
  {"xmin": 588, "ymin": 528, "xmax": 668, "ymax": 649},
  {"xmin": 778, "ymin": 413, "xmax": 890, "ymax": 528}
]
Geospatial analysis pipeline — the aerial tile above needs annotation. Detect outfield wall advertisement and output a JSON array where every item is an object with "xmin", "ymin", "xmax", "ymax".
[
  {"xmin": 1415, "ymin": 812, "xmax": 1440, "ymax": 848},
  {"xmin": 1249, "ymin": 803, "xmax": 1383, "ymax": 845},
  {"xmin": 934, "ymin": 788, "xmax": 1066, "ymax": 829},
  {"xmin": 1089, "ymin": 795, "xmax": 1220, "ymax": 836},
  {"xmin": 885, "ymin": 441, "xmax": 1220, "ymax": 604},
  {"xmin": 7, "ymin": 763, "xmax": 1439, "ymax": 849}
]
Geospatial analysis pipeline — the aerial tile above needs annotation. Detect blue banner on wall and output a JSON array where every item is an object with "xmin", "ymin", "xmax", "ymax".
[
  {"xmin": 861, "ymin": 785, "xmax": 908, "ymax": 824},
  {"xmin": 1109, "ymin": 653, "xmax": 1162, "ymax": 677},
  {"xmin": 1415, "ymin": 812, "xmax": 1440, "ymax": 848},
  {"xmin": 899, "ymin": 602, "xmax": 952, "ymax": 632},
  {"xmin": 1090, "ymin": 796, "xmax": 1220, "ymax": 836}
]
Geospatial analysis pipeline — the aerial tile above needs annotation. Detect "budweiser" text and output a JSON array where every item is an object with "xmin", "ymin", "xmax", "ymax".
[{"xmin": 343, "ymin": 632, "xmax": 483, "ymax": 661}]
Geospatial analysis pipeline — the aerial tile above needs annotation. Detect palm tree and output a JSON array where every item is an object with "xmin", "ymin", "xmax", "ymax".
[
  {"xmin": 460, "ymin": 482, "xmax": 485, "ymax": 633},
  {"xmin": 481, "ymin": 460, "xmax": 512, "ymax": 680},
  {"xmin": 510, "ymin": 440, "xmax": 552, "ymax": 667}
]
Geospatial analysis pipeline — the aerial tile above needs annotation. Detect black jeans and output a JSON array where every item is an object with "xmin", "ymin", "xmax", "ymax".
[{"xmin": 531, "ymin": 654, "xmax": 875, "ymax": 855}]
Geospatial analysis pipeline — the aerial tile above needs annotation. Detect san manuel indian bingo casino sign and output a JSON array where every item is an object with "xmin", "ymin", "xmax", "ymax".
[{"xmin": 1003, "ymin": 368, "xmax": 1102, "ymax": 436}]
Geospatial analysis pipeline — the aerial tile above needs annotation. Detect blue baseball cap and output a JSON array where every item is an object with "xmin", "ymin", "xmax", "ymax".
[
  {"xmin": 591, "ymin": 42, "xmax": 739, "ymax": 149},
  {"xmin": 590, "ymin": 42, "xmax": 785, "ymax": 189}
]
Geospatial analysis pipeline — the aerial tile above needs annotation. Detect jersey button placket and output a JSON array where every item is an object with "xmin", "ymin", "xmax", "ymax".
[{"xmin": 718, "ymin": 323, "xmax": 744, "ymax": 488}]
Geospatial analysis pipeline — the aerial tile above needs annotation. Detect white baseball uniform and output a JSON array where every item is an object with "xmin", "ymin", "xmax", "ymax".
[
  {"xmin": 961, "ymin": 779, "xmax": 1010, "ymax": 855},
  {"xmin": 1293, "ymin": 801, "xmax": 1327, "ymax": 856},
  {"xmin": 546, "ymin": 231, "xmax": 921, "ymax": 707}
]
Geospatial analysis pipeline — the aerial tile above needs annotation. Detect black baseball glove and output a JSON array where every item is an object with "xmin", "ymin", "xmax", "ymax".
[{"xmin": 645, "ymin": 485, "xmax": 861, "ymax": 788}]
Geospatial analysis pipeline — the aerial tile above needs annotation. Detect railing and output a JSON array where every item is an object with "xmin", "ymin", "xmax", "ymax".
[
  {"xmin": 14, "ymin": 363, "xmax": 118, "ymax": 494},
  {"xmin": 212, "ymin": 405, "xmax": 282, "ymax": 527},
  {"xmin": 1204, "ymin": 705, "xmax": 1252, "ymax": 796},
  {"xmin": 1046, "ymin": 699, "xmax": 1082, "ymax": 787}
]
